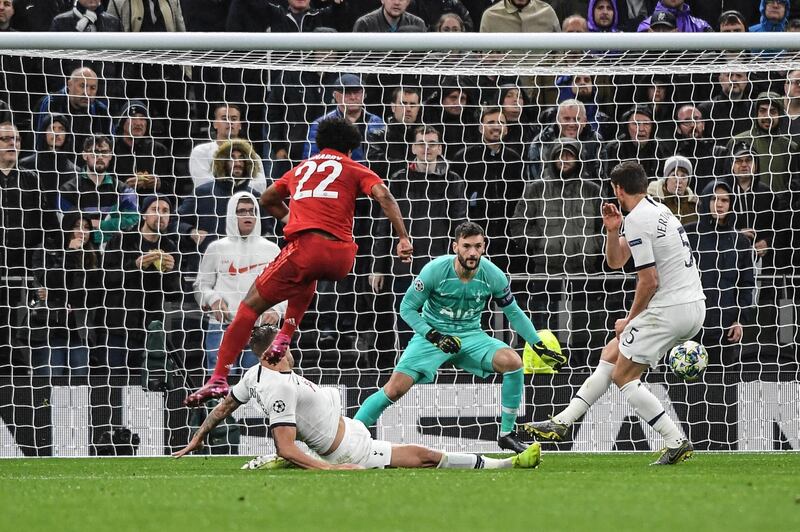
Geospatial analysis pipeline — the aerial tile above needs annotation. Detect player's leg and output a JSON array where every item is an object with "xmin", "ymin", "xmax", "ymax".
[
  {"xmin": 265, "ymin": 280, "xmax": 317, "ymax": 361},
  {"xmin": 450, "ymin": 334, "xmax": 528, "ymax": 452},
  {"xmin": 612, "ymin": 354, "xmax": 690, "ymax": 464},
  {"xmin": 184, "ymin": 284, "xmax": 274, "ymax": 406},
  {"xmin": 354, "ymin": 371, "xmax": 414, "ymax": 427},
  {"xmin": 390, "ymin": 442, "xmax": 541, "ymax": 470},
  {"xmin": 355, "ymin": 335, "xmax": 449, "ymax": 426},
  {"xmin": 521, "ymin": 338, "xmax": 618, "ymax": 441},
  {"xmin": 491, "ymin": 347, "xmax": 524, "ymax": 437}
]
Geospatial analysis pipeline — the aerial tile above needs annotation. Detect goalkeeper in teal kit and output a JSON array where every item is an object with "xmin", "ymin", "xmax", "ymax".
[{"xmin": 355, "ymin": 222, "xmax": 563, "ymax": 452}]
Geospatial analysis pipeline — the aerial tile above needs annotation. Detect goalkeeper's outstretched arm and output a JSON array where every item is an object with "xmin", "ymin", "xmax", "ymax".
[{"xmin": 172, "ymin": 394, "xmax": 240, "ymax": 458}]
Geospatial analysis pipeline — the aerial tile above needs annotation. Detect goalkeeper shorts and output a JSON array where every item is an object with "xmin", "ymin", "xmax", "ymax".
[
  {"xmin": 395, "ymin": 330, "xmax": 509, "ymax": 384},
  {"xmin": 324, "ymin": 417, "xmax": 392, "ymax": 469}
]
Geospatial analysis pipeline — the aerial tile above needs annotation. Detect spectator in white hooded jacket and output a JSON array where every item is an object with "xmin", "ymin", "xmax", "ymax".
[{"xmin": 194, "ymin": 191, "xmax": 286, "ymax": 372}]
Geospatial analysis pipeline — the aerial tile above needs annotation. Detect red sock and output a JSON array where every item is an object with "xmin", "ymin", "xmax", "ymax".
[
  {"xmin": 213, "ymin": 302, "xmax": 259, "ymax": 380},
  {"xmin": 278, "ymin": 281, "xmax": 317, "ymax": 341}
]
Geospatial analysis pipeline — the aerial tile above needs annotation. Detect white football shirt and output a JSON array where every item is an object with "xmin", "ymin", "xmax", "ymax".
[
  {"xmin": 620, "ymin": 196, "xmax": 705, "ymax": 308},
  {"xmin": 231, "ymin": 365, "xmax": 341, "ymax": 454}
]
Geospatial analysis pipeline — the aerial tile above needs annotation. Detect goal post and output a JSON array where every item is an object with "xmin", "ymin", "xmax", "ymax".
[{"xmin": 0, "ymin": 32, "xmax": 798, "ymax": 456}]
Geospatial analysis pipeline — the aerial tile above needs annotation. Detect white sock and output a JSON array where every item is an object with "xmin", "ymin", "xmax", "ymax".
[
  {"xmin": 437, "ymin": 453, "xmax": 512, "ymax": 469},
  {"xmin": 554, "ymin": 360, "xmax": 615, "ymax": 425},
  {"xmin": 620, "ymin": 379, "xmax": 684, "ymax": 449}
]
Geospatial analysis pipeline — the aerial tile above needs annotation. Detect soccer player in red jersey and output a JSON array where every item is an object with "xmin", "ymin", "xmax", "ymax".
[{"xmin": 185, "ymin": 118, "xmax": 413, "ymax": 406}]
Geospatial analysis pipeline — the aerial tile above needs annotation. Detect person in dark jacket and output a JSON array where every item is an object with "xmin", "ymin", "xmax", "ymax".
[
  {"xmin": 684, "ymin": 180, "xmax": 755, "ymax": 367},
  {"xmin": 102, "ymin": 196, "xmax": 181, "ymax": 369},
  {"xmin": 112, "ymin": 100, "xmax": 174, "ymax": 195},
  {"xmin": 181, "ymin": 0, "xmax": 230, "ymax": 31},
  {"xmin": 603, "ymin": 105, "xmax": 660, "ymax": 194},
  {"xmin": 11, "ymin": 0, "xmax": 71, "ymax": 31},
  {"xmin": 35, "ymin": 67, "xmax": 112, "ymax": 156},
  {"xmin": 19, "ymin": 113, "xmax": 78, "ymax": 244},
  {"xmin": 50, "ymin": 0, "xmax": 122, "ymax": 31},
  {"xmin": 226, "ymin": 0, "xmax": 348, "ymax": 33},
  {"xmin": 512, "ymin": 136, "xmax": 603, "ymax": 332},
  {"xmin": 497, "ymin": 83, "xmax": 537, "ymax": 163},
  {"xmin": 455, "ymin": 106, "xmax": 526, "ymax": 272},
  {"xmin": 1, "ymin": 122, "xmax": 44, "ymax": 273},
  {"xmin": 511, "ymin": 137, "xmax": 603, "ymax": 275},
  {"xmin": 409, "ymin": 0, "xmax": 473, "ymax": 30},
  {"xmin": 353, "ymin": 0, "xmax": 426, "ymax": 31},
  {"xmin": 367, "ymin": 125, "xmax": 467, "ymax": 356},
  {"xmin": 0, "ymin": 122, "xmax": 44, "ymax": 367},
  {"xmin": 366, "ymin": 86, "xmax": 422, "ymax": 177},
  {"xmin": 698, "ymin": 71, "xmax": 755, "ymax": 146},
  {"xmin": 660, "ymin": 103, "xmax": 726, "ymax": 194},
  {"xmin": 421, "ymin": 80, "xmax": 480, "ymax": 161},
  {"xmin": 529, "ymin": 98, "xmax": 604, "ymax": 186},
  {"xmin": 372, "ymin": 125, "xmax": 467, "ymax": 285},
  {"xmin": 59, "ymin": 135, "xmax": 140, "ymax": 245},
  {"xmin": 726, "ymin": 141, "xmax": 777, "ymax": 269},
  {"xmin": 30, "ymin": 212, "xmax": 102, "ymax": 376}
]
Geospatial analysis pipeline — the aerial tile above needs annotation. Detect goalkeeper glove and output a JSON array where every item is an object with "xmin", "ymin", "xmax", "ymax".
[
  {"xmin": 530, "ymin": 341, "xmax": 567, "ymax": 371},
  {"xmin": 425, "ymin": 329, "xmax": 461, "ymax": 354}
]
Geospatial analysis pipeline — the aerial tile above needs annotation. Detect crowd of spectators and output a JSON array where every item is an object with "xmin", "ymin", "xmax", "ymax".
[{"xmin": 1, "ymin": 0, "xmax": 800, "ymax": 377}]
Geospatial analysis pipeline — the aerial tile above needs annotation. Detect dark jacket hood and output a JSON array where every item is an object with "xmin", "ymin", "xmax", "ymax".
[
  {"xmin": 35, "ymin": 112, "xmax": 74, "ymax": 153},
  {"xmin": 698, "ymin": 180, "xmax": 737, "ymax": 231}
]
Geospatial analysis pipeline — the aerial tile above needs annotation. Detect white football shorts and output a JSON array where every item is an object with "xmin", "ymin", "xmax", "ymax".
[
  {"xmin": 618, "ymin": 300, "xmax": 706, "ymax": 368},
  {"xmin": 323, "ymin": 417, "xmax": 392, "ymax": 469}
]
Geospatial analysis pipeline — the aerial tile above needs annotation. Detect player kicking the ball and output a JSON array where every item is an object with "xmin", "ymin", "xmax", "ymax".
[
  {"xmin": 174, "ymin": 325, "xmax": 542, "ymax": 471},
  {"xmin": 520, "ymin": 161, "xmax": 706, "ymax": 465},
  {"xmin": 354, "ymin": 222, "xmax": 563, "ymax": 453},
  {"xmin": 185, "ymin": 118, "xmax": 413, "ymax": 407}
]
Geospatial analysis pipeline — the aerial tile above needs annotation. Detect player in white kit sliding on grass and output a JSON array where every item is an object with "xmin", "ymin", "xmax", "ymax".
[
  {"xmin": 174, "ymin": 325, "xmax": 542, "ymax": 471},
  {"xmin": 521, "ymin": 161, "xmax": 706, "ymax": 465}
]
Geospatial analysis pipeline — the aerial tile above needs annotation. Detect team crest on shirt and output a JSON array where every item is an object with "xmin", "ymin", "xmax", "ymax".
[
  {"xmin": 414, "ymin": 278, "xmax": 424, "ymax": 291},
  {"xmin": 272, "ymin": 400, "xmax": 286, "ymax": 413}
]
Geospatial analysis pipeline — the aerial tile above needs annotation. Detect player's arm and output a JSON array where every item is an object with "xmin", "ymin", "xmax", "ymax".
[
  {"xmin": 399, "ymin": 267, "xmax": 460, "ymax": 353},
  {"xmin": 172, "ymin": 394, "xmax": 240, "ymax": 458},
  {"xmin": 627, "ymin": 266, "xmax": 658, "ymax": 323},
  {"xmin": 615, "ymin": 221, "xmax": 659, "ymax": 337},
  {"xmin": 491, "ymin": 268, "xmax": 565, "ymax": 368},
  {"xmin": 271, "ymin": 425, "xmax": 361, "ymax": 471},
  {"xmin": 260, "ymin": 181, "xmax": 291, "ymax": 224},
  {"xmin": 370, "ymin": 183, "xmax": 412, "ymax": 263},
  {"xmin": 399, "ymin": 275, "xmax": 434, "ymax": 338},
  {"xmin": 602, "ymin": 202, "xmax": 631, "ymax": 269}
]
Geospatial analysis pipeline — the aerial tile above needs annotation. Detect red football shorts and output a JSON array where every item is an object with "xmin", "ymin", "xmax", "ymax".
[{"xmin": 254, "ymin": 231, "xmax": 358, "ymax": 303}]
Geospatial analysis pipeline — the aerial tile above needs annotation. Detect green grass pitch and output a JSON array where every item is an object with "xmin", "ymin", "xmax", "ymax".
[{"xmin": 2, "ymin": 453, "xmax": 798, "ymax": 532}]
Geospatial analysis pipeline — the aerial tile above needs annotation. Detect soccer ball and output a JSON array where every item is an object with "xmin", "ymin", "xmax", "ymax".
[{"xmin": 668, "ymin": 341, "xmax": 708, "ymax": 380}]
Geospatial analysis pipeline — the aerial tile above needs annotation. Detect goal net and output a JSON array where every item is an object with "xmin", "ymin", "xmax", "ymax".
[{"xmin": 0, "ymin": 33, "xmax": 798, "ymax": 457}]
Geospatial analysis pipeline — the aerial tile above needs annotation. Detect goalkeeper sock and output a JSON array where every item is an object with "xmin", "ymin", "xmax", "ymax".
[
  {"xmin": 500, "ymin": 367, "xmax": 523, "ymax": 436},
  {"xmin": 620, "ymin": 379, "xmax": 684, "ymax": 449},
  {"xmin": 437, "ymin": 453, "xmax": 511, "ymax": 470},
  {"xmin": 554, "ymin": 360, "xmax": 614, "ymax": 426},
  {"xmin": 212, "ymin": 302, "xmax": 259, "ymax": 380},
  {"xmin": 354, "ymin": 388, "xmax": 394, "ymax": 427}
]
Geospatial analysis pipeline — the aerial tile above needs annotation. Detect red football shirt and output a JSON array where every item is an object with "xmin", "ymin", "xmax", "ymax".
[{"xmin": 274, "ymin": 149, "xmax": 384, "ymax": 242}]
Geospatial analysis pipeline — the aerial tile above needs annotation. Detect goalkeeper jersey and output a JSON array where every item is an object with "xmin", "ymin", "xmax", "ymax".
[{"xmin": 400, "ymin": 255, "xmax": 514, "ymax": 336}]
